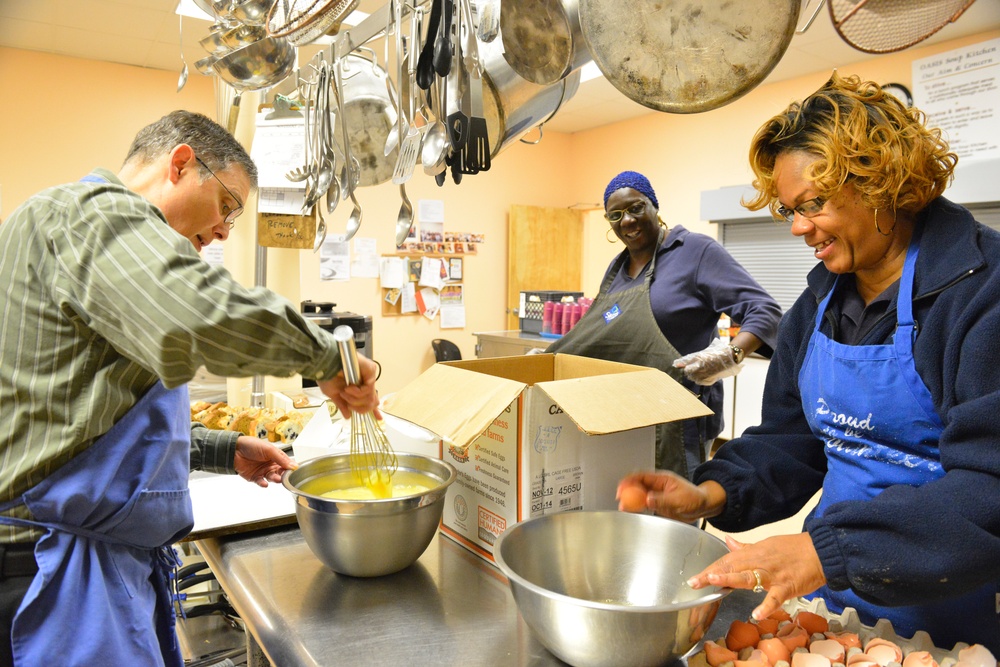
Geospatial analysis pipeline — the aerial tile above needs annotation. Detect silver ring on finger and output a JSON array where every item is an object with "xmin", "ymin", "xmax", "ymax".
[{"xmin": 751, "ymin": 569, "xmax": 764, "ymax": 594}]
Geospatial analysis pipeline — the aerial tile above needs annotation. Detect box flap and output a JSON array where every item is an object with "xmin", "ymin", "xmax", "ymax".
[
  {"xmin": 536, "ymin": 365, "xmax": 713, "ymax": 435},
  {"xmin": 382, "ymin": 363, "xmax": 526, "ymax": 449}
]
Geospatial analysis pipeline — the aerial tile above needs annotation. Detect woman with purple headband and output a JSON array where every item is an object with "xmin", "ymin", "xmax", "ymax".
[{"xmin": 547, "ymin": 169, "xmax": 781, "ymax": 479}]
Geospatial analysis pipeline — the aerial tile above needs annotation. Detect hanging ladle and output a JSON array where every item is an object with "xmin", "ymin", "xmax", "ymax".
[{"xmin": 177, "ymin": 15, "xmax": 189, "ymax": 92}]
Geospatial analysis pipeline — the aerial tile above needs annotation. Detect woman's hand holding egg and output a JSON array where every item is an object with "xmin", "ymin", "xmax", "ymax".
[{"xmin": 616, "ymin": 471, "xmax": 725, "ymax": 522}]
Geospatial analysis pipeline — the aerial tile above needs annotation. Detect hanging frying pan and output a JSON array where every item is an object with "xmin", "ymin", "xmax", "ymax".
[
  {"xmin": 499, "ymin": 0, "xmax": 592, "ymax": 85},
  {"xmin": 579, "ymin": 0, "xmax": 800, "ymax": 113}
]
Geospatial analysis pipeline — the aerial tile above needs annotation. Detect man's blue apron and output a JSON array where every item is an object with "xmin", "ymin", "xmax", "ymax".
[
  {"xmin": 799, "ymin": 224, "xmax": 998, "ymax": 650},
  {"xmin": 0, "ymin": 381, "xmax": 193, "ymax": 666}
]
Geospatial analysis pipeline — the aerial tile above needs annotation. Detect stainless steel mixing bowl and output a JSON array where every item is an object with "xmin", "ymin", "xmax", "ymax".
[
  {"xmin": 494, "ymin": 511, "xmax": 731, "ymax": 667},
  {"xmin": 283, "ymin": 453, "xmax": 456, "ymax": 577}
]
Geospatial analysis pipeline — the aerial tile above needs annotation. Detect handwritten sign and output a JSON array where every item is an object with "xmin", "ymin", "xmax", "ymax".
[{"xmin": 257, "ymin": 212, "xmax": 316, "ymax": 249}]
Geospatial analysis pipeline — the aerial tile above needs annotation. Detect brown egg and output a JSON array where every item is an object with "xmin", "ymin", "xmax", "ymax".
[
  {"xmin": 776, "ymin": 624, "xmax": 809, "ymax": 652},
  {"xmin": 727, "ymin": 620, "xmax": 763, "ymax": 652},
  {"xmin": 758, "ymin": 637, "xmax": 792, "ymax": 665},
  {"xmin": 791, "ymin": 653, "xmax": 832, "ymax": 667},
  {"xmin": 810, "ymin": 639, "xmax": 846, "ymax": 664},
  {"xmin": 735, "ymin": 660, "xmax": 769, "ymax": 667},
  {"xmin": 864, "ymin": 639, "xmax": 903, "ymax": 666},
  {"xmin": 770, "ymin": 609, "xmax": 793, "ymax": 623},
  {"xmin": 824, "ymin": 632, "xmax": 862, "ymax": 651},
  {"xmin": 794, "ymin": 611, "xmax": 829, "ymax": 636},
  {"xmin": 618, "ymin": 484, "xmax": 647, "ymax": 513},
  {"xmin": 901, "ymin": 651, "xmax": 938, "ymax": 667},
  {"xmin": 756, "ymin": 618, "xmax": 781, "ymax": 636},
  {"xmin": 705, "ymin": 640, "xmax": 740, "ymax": 667}
]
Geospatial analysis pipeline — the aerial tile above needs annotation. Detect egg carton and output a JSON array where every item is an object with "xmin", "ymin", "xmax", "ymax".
[{"xmin": 781, "ymin": 597, "xmax": 976, "ymax": 666}]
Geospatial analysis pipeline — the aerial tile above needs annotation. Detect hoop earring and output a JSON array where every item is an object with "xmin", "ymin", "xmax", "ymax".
[
  {"xmin": 874, "ymin": 208, "xmax": 897, "ymax": 236},
  {"xmin": 606, "ymin": 228, "xmax": 618, "ymax": 243},
  {"xmin": 657, "ymin": 216, "xmax": 667, "ymax": 229}
]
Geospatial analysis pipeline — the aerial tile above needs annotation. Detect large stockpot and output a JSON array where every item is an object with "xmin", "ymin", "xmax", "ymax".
[
  {"xmin": 334, "ymin": 51, "xmax": 398, "ymax": 187},
  {"xmin": 478, "ymin": 26, "xmax": 582, "ymax": 158},
  {"xmin": 499, "ymin": 0, "xmax": 591, "ymax": 86},
  {"xmin": 579, "ymin": 0, "xmax": 800, "ymax": 113}
]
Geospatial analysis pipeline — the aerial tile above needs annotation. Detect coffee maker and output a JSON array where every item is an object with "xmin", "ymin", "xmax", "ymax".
[{"xmin": 301, "ymin": 301, "xmax": 374, "ymax": 386}]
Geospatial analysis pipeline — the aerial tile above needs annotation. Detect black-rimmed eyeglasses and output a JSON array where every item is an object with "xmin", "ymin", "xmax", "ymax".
[
  {"xmin": 776, "ymin": 197, "xmax": 825, "ymax": 223},
  {"xmin": 196, "ymin": 156, "xmax": 243, "ymax": 229}
]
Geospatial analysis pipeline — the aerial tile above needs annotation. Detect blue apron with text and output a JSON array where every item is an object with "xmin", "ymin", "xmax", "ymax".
[
  {"xmin": 0, "ymin": 381, "xmax": 193, "ymax": 666},
  {"xmin": 799, "ymin": 225, "xmax": 998, "ymax": 649}
]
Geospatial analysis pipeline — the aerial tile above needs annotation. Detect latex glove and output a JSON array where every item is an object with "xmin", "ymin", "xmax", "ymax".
[{"xmin": 673, "ymin": 337, "xmax": 742, "ymax": 386}]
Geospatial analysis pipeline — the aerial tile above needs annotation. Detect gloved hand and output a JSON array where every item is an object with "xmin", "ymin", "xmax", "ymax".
[{"xmin": 673, "ymin": 338, "xmax": 743, "ymax": 386}]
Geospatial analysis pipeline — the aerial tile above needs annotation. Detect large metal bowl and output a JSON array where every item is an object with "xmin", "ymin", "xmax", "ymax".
[
  {"xmin": 283, "ymin": 453, "xmax": 456, "ymax": 577},
  {"xmin": 211, "ymin": 36, "xmax": 295, "ymax": 92},
  {"xmin": 494, "ymin": 511, "xmax": 731, "ymax": 667}
]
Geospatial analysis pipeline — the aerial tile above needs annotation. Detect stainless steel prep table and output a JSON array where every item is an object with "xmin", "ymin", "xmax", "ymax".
[{"xmin": 196, "ymin": 525, "xmax": 761, "ymax": 667}]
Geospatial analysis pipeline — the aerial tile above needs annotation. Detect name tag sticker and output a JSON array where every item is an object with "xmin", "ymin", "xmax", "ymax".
[{"xmin": 603, "ymin": 304, "xmax": 621, "ymax": 323}]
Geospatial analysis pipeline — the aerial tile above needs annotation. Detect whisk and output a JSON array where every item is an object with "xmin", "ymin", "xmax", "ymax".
[{"xmin": 333, "ymin": 325, "xmax": 397, "ymax": 497}]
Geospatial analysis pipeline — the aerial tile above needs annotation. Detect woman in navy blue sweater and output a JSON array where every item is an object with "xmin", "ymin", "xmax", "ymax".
[{"xmin": 618, "ymin": 73, "xmax": 1000, "ymax": 652}]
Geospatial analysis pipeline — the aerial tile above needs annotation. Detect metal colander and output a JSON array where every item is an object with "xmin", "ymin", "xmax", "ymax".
[{"xmin": 829, "ymin": 0, "xmax": 978, "ymax": 54}]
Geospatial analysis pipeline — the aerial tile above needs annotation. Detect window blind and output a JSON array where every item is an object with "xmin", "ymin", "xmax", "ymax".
[{"xmin": 720, "ymin": 204, "xmax": 1000, "ymax": 314}]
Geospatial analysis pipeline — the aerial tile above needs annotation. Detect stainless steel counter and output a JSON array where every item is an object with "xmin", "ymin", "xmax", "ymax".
[{"xmin": 196, "ymin": 525, "xmax": 762, "ymax": 667}]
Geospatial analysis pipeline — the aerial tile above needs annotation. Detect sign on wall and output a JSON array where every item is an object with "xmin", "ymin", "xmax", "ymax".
[{"xmin": 913, "ymin": 38, "xmax": 1000, "ymax": 163}]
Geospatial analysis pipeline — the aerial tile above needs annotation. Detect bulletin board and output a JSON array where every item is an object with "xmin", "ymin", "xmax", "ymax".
[{"xmin": 381, "ymin": 254, "xmax": 464, "ymax": 317}]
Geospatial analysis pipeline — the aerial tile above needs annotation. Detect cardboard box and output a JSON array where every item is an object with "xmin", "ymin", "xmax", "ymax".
[{"xmin": 383, "ymin": 354, "xmax": 712, "ymax": 562}]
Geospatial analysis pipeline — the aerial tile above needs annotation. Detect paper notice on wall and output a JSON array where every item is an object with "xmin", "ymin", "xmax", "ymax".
[
  {"xmin": 201, "ymin": 244, "xmax": 224, "ymax": 268},
  {"xmin": 416, "ymin": 287, "xmax": 440, "ymax": 320},
  {"xmin": 913, "ymin": 38, "xmax": 1000, "ymax": 163},
  {"xmin": 419, "ymin": 257, "xmax": 445, "ymax": 290},
  {"xmin": 418, "ymin": 199, "xmax": 444, "ymax": 223},
  {"xmin": 350, "ymin": 237, "xmax": 379, "ymax": 278},
  {"xmin": 319, "ymin": 234, "xmax": 349, "ymax": 281},
  {"xmin": 440, "ymin": 284, "xmax": 465, "ymax": 329},
  {"xmin": 380, "ymin": 256, "xmax": 406, "ymax": 288},
  {"xmin": 401, "ymin": 282, "xmax": 417, "ymax": 313}
]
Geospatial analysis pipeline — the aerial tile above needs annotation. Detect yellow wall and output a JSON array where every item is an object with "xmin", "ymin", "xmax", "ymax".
[{"xmin": 2, "ymin": 28, "xmax": 997, "ymax": 396}]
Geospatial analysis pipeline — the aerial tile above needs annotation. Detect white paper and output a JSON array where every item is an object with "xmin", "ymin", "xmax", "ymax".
[
  {"xmin": 418, "ymin": 199, "xmax": 444, "ymax": 223},
  {"xmin": 913, "ymin": 38, "xmax": 1000, "ymax": 162},
  {"xmin": 258, "ymin": 187, "xmax": 307, "ymax": 215},
  {"xmin": 201, "ymin": 244, "xmax": 224, "ymax": 268},
  {"xmin": 250, "ymin": 115, "xmax": 308, "ymax": 190},
  {"xmin": 350, "ymin": 237, "xmax": 379, "ymax": 278},
  {"xmin": 418, "ymin": 257, "xmax": 445, "ymax": 290},
  {"xmin": 440, "ymin": 305, "xmax": 465, "ymax": 328},
  {"xmin": 379, "ymin": 257, "xmax": 406, "ymax": 288},
  {"xmin": 320, "ymin": 234, "xmax": 350, "ymax": 281},
  {"xmin": 419, "ymin": 287, "xmax": 440, "ymax": 320},
  {"xmin": 401, "ymin": 282, "xmax": 417, "ymax": 313}
]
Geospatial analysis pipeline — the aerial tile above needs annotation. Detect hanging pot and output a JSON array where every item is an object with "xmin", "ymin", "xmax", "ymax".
[
  {"xmin": 477, "ymin": 25, "xmax": 582, "ymax": 157},
  {"xmin": 579, "ymin": 0, "xmax": 800, "ymax": 113},
  {"xmin": 498, "ymin": 0, "xmax": 592, "ymax": 86},
  {"xmin": 335, "ymin": 50, "xmax": 399, "ymax": 187}
]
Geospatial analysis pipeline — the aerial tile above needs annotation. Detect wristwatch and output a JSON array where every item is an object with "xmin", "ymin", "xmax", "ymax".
[{"xmin": 729, "ymin": 344, "xmax": 745, "ymax": 364}]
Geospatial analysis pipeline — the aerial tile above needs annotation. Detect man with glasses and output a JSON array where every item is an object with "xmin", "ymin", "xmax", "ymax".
[{"xmin": 0, "ymin": 110, "xmax": 382, "ymax": 666}]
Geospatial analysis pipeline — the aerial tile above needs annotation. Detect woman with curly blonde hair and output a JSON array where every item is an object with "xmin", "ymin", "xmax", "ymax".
[{"xmin": 617, "ymin": 73, "xmax": 1000, "ymax": 651}]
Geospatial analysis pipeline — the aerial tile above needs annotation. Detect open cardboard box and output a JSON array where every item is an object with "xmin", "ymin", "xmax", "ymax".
[{"xmin": 383, "ymin": 353, "xmax": 712, "ymax": 562}]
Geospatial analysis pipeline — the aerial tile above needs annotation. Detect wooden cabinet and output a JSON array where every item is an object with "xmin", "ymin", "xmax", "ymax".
[{"xmin": 474, "ymin": 331, "xmax": 554, "ymax": 358}]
